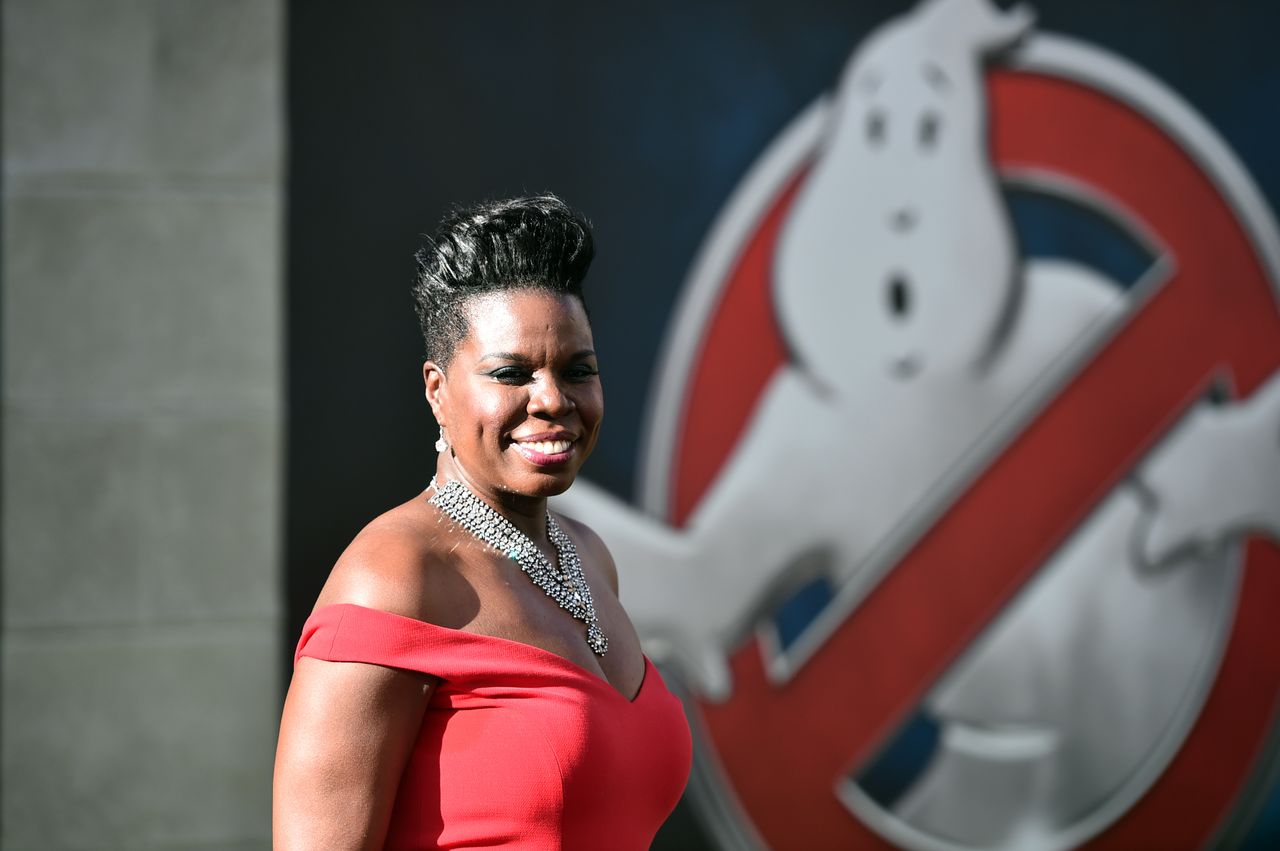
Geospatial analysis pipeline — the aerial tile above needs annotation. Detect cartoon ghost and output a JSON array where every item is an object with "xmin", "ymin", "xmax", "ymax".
[{"xmin": 554, "ymin": 0, "xmax": 1280, "ymax": 846}]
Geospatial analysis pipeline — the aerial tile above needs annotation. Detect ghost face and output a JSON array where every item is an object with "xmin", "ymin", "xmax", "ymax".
[
  {"xmin": 425, "ymin": 290, "xmax": 604, "ymax": 506},
  {"xmin": 773, "ymin": 20, "xmax": 1019, "ymax": 391}
]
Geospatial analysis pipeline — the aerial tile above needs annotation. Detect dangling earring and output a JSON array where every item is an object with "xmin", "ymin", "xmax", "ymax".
[{"xmin": 435, "ymin": 428, "xmax": 449, "ymax": 454}]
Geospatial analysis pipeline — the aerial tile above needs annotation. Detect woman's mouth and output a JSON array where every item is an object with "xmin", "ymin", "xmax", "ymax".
[{"xmin": 512, "ymin": 437, "xmax": 576, "ymax": 466}]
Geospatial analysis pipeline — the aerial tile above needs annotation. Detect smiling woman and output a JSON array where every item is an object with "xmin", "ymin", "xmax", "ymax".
[
  {"xmin": 272, "ymin": 195, "xmax": 692, "ymax": 850},
  {"xmin": 426, "ymin": 289, "xmax": 603, "ymax": 507}
]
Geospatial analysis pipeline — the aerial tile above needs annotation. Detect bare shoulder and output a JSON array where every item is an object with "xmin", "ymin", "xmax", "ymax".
[
  {"xmin": 314, "ymin": 494, "xmax": 468, "ymax": 626},
  {"xmin": 555, "ymin": 512, "xmax": 619, "ymax": 596}
]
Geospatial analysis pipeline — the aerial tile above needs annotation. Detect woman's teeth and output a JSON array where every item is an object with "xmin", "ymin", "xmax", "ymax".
[{"xmin": 521, "ymin": 439, "xmax": 572, "ymax": 455}]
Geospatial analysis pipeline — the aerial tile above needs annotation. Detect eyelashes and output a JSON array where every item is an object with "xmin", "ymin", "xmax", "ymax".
[
  {"xmin": 486, "ymin": 366, "xmax": 599, "ymax": 385},
  {"xmin": 489, "ymin": 368, "xmax": 529, "ymax": 384}
]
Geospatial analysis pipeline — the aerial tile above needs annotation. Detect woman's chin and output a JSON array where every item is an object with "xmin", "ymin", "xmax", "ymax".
[{"xmin": 497, "ymin": 468, "xmax": 580, "ymax": 500}]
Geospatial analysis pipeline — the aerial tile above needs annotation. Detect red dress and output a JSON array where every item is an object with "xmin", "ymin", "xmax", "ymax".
[{"xmin": 295, "ymin": 603, "xmax": 693, "ymax": 850}]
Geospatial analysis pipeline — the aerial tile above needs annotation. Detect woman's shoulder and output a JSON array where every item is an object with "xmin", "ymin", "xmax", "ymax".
[{"xmin": 314, "ymin": 494, "xmax": 469, "ymax": 626}]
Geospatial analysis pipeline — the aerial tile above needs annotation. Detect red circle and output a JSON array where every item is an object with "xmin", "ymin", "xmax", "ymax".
[{"xmin": 671, "ymin": 70, "xmax": 1280, "ymax": 850}]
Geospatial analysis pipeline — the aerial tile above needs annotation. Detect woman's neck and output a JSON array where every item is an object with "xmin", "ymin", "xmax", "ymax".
[{"xmin": 433, "ymin": 455, "xmax": 548, "ymax": 542}]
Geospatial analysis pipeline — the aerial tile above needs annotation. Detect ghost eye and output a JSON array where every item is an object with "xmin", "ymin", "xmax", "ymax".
[
  {"xmin": 866, "ymin": 110, "xmax": 887, "ymax": 147},
  {"xmin": 919, "ymin": 112, "xmax": 940, "ymax": 150}
]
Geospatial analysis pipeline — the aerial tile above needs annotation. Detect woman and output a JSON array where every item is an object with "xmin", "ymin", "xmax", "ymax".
[{"xmin": 273, "ymin": 195, "xmax": 692, "ymax": 849}]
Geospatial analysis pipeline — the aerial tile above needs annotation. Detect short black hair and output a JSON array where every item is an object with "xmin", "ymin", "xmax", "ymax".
[{"xmin": 412, "ymin": 193, "xmax": 595, "ymax": 367}]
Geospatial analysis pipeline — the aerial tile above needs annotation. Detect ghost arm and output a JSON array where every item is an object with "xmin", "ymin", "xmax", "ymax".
[
  {"xmin": 1133, "ymin": 367, "xmax": 1280, "ymax": 569},
  {"xmin": 554, "ymin": 368, "xmax": 839, "ymax": 698},
  {"xmin": 1003, "ymin": 262, "xmax": 1280, "ymax": 568},
  {"xmin": 553, "ymin": 477, "xmax": 741, "ymax": 695}
]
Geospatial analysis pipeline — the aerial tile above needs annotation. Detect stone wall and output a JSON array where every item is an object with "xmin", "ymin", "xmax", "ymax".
[{"xmin": 2, "ymin": 2, "xmax": 284, "ymax": 848}]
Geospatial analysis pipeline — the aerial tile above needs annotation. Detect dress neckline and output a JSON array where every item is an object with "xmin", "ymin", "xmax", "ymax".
[{"xmin": 313, "ymin": 603, "xmax": 651, "ymax": 704}]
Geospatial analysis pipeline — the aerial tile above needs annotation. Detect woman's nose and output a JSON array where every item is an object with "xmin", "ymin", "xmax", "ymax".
[{"xmin": 529, "ymin": 378, "xmax": 574, "ymax": 416}]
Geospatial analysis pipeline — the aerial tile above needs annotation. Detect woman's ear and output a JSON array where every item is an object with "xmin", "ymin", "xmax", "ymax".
[{"xmin": 423, "ymin": 361, "xmax": 447, "ymax": 424}]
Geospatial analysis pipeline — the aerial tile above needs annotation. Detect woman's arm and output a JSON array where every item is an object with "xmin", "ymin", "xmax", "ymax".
[
  {"xmin": 273, "ymin": 656, "xmax": 435, "ymax": 850},
  {"xmin": 274, "ymin": 513, "xmax": 445, "ymax": 850}
]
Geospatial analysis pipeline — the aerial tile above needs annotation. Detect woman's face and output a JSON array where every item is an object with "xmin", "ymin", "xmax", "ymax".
[{"xmin": 426, "ymin": 289, "xmax": 603, "ymax": 502}]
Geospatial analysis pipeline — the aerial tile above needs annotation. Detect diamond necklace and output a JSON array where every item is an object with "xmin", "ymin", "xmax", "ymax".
[{"xmin": 428, "ymin": 477, "xmax": 608, "ymax": 655}]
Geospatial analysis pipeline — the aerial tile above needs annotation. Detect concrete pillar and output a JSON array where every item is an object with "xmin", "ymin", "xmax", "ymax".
[{"xmin": 2, "ymin": 2, "xmax": 284, "ymax": 848}]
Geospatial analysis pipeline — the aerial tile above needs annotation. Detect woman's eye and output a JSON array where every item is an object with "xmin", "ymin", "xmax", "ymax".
[
  {"xmin": 490, "ymin": 368, "xmax": 530, "ymax": 384},
  {"xmin": 565, "ymin": 366, "xmax": 599, "ymax": 382}
]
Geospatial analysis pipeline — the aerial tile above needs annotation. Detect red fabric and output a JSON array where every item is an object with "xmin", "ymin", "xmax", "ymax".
[{"xmin": 295, "ymin": 604, "xmax": 693, "ymax": 850}]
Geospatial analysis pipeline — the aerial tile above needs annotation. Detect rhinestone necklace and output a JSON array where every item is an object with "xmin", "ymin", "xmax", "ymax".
[{"xmin": 428, "ymin": 477, "xmax": 608, "ymax": 655}]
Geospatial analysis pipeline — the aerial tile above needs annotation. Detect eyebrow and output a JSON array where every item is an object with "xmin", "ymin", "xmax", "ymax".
[{"xmin": 479, "ymin": 349, "xmax": 597, "ymax": 363}]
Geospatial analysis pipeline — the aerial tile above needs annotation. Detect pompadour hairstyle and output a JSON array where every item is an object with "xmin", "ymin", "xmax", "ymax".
[{"xmin": 412, "ymin": 194, "xmax": 595, "ymax": 367}]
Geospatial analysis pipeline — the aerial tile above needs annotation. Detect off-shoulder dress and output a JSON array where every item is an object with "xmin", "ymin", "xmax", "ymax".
[{"xmin": 295, "ymin": 603, "xmax": 693, "ymax": 850}]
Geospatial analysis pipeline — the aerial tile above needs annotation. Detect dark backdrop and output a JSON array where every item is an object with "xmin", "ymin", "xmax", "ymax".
[{"xmin": 287, "ymin": 3, "xmax": 1280, "ymax": 847}]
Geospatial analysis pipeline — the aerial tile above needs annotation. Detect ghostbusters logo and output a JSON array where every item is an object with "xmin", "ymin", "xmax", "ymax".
[{"xmin": 555, "ymin": 0, "xmax": 1280, "ymax": 847}]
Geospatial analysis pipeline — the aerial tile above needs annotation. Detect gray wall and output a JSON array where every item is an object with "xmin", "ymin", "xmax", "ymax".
[{"xmin": 2, "ymin": 1, "xmax": 284, "ymax": 848}]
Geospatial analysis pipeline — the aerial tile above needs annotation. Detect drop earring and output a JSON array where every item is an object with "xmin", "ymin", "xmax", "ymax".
[{"xmin": 435, "ymin": 428, "xmax": 448, "ymax": 454}]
